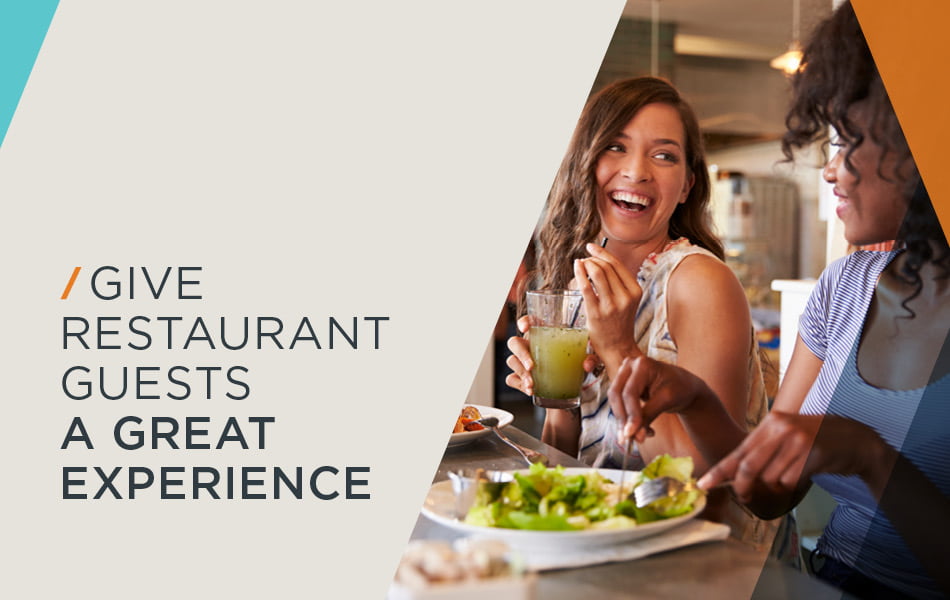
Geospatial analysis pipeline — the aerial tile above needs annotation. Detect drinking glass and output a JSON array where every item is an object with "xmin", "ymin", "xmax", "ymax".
[{"xmin": 526, "ymin": 289, "xmax": 589, "ymax": 409}]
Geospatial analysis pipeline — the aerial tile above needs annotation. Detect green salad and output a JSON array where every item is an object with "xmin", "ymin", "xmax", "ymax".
[{"xmin": 463, "ymin": 454, "xmax": 701, "ymax": 531}]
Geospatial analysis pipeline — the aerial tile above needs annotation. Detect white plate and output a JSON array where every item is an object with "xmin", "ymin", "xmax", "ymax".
[
  {"xmin": 421, "ymin": 468, "xmax": 705, "ymax": 555},
  {"xmin": 447, "ymin": 404, "xmax": 514, "ymax": 448}
]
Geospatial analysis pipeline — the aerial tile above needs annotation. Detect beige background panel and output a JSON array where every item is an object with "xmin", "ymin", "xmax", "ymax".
[{"xmin": 0, "ymin": 0, "xmax": 623, "ymax": 598}]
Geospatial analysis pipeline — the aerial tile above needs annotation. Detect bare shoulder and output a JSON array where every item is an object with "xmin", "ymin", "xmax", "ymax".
[
  {"xmin": 667, "ymin": 252, "xmax": 746, "ymax": 305},
  {"xmin": 665, "ymin": 252, "xmax": 753, "ymax": 406}
]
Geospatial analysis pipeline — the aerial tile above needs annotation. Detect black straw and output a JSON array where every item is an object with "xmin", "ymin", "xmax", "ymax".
[{"xmin": 568, "ymin": 236, "xmax": 608, "ymax": 327}]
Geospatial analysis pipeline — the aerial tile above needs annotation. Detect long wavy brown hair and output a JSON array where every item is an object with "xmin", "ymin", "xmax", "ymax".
[
  {"xmin": 535, "ymin": 77, "xmax": 721, "ymax": 291},
  {"xmin": 781, "ymin": 1, "xmax": 949, "ymax": 312}
]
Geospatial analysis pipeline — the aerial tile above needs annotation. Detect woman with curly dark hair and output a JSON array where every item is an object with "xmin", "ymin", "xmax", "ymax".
[{"xmin": 607, "ymin": 3, "xmax": 950, "ymax": 598}]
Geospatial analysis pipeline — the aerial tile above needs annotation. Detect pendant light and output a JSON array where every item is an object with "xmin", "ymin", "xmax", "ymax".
[
  {"xmin": 650, "ymin": 0, "xmax": 660, "ymax": 77},
  {"xmin": 770, "ymin": 0, "xmax": 803, "ymax": 74}
]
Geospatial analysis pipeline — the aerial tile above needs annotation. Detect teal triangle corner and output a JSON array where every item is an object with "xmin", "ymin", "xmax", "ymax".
[{"xmin": 1, "ymin": 0, "xmax": 60, "ymax": 148}]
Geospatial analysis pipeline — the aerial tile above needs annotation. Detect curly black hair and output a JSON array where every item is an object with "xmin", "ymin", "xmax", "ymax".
[{"xmin": 781, "ymin": 1, "xmax": 949, "ymax": 313}]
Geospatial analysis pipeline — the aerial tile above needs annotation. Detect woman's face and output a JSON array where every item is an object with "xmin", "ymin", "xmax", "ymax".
[
  {"xmin": 824, "ymin": 111, "xmax": 911, "ymax": 246},
  {"xmin": 595, "ymin": 102, "xmax": 693, "ymax": 250}
]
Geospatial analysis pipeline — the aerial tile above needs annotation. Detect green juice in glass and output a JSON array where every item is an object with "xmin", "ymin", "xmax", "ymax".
[{"xmin": 529, "ymin": 325, "xmax": 589, "ymax": 408}]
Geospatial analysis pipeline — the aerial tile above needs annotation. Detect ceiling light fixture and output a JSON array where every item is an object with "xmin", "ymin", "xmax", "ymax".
[{"xmin": 770, "ymin": 0, "xmax": 803, "ymax": 75}]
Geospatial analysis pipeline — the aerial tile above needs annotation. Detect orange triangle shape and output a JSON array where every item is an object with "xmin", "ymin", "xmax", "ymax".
[{"xmin": 852, "ymin": 0, "xmax": 950, "ymax": 234}]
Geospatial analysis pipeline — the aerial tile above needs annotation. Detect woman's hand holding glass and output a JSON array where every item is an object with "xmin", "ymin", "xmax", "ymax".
[
  {"xmin": 504, "ymin": 316, "xmax": 535, "ymax": 396},
  {"xmin": 505, "ymin": 315, "xmax": 601, "ymax": 399},
  {"xmin": 574, "ymin": 242, "xmax": 644, "ymax": 378}
]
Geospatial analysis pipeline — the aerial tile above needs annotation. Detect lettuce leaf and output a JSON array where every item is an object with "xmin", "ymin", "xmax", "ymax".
[
  {"xmin": 641, "ymin": 454, "xmax": 694, "ymax": 482},
  {"xmin": 637, "ymin": 454, "xmax": 701, "ymax": 518},
  {"xmin": 462, "ymin": 455, "xmax": 699, "ymax": 531}
]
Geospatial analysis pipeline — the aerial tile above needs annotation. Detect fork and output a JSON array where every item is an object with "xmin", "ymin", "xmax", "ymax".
[
  {"xmin": 475, "ymin": 416, "xmax": 548, "ymax": 466},
  {"xmin": 632, "ymin": 476, "xmax": 732, "ymax": 507}
]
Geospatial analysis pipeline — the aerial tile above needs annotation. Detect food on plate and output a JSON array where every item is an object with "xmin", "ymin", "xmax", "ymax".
[
  {"xmin": 453, "ymin": 405, "xmax": 485, "ymax": 434},
  {"xmin": 463, "ymin": 454, "xmax": 700, "ymax": 531},
  {"xmin": 637, "ymin": 453, "xmax": 703, "ymax": 518},
  {"xmin": 392, "ymin": 539, "xmax": 525, "ymax": 589}
]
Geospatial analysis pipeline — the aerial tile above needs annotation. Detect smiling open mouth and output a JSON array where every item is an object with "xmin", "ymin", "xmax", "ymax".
[{"xmin": 610, "ymin": 190, "xmax": 650, "ymax": 212}]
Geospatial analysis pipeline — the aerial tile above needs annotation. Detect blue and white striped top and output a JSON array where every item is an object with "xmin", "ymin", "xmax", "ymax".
[{"xmin": 799, "ymin": 250, "xmax": 950, "ymax": 600}]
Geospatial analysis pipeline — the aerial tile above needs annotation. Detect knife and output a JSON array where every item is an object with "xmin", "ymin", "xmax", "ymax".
[{"xmin": 616, "ymin": 431, "xmax": 634, "ymax": 505}]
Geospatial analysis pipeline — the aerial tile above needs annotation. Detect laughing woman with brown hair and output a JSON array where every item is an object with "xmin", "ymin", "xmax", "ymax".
[{"xmin": 505, "ymin": 76, "xmax": 773, "ymax": 547}]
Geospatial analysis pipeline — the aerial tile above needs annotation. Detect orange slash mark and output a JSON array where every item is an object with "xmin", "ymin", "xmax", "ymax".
[{"xmin": 61, "ymin": 267, "xmax": 81, "ymax": 299}]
